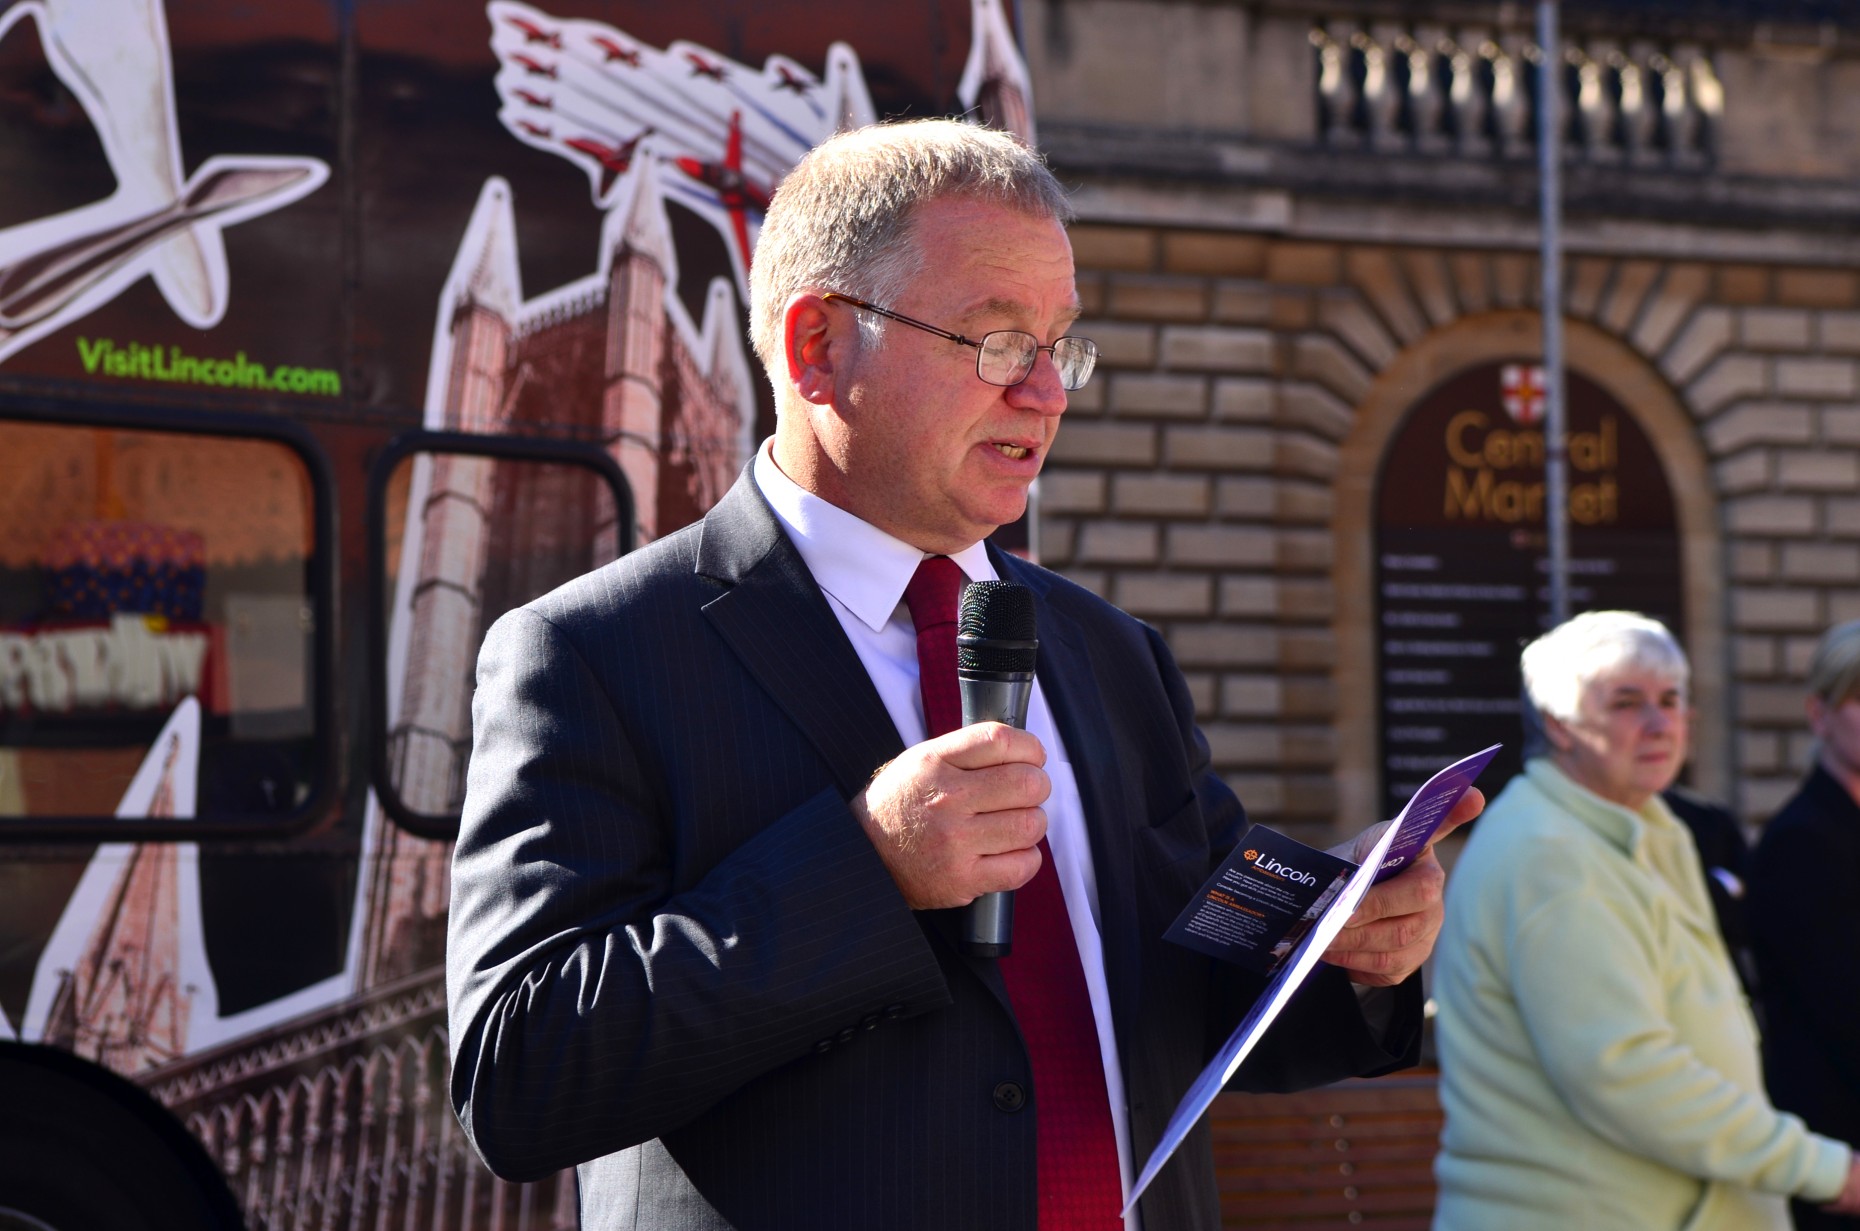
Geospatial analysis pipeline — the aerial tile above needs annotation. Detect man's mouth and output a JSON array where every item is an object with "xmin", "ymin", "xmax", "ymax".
[{"xmin": 992, "ymin": 443, "xmax": 1032, "ymax": 460}]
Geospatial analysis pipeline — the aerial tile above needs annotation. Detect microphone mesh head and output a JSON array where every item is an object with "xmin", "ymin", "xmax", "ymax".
[{"xmin": 957, "ymin": 581, "xmax": 1037, "ymax": 673}]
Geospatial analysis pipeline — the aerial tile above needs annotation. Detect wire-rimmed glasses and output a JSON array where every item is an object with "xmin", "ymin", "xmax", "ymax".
[{"xmin": 822, "ymin": 292, "xmax": 1098, "ymax": 391}]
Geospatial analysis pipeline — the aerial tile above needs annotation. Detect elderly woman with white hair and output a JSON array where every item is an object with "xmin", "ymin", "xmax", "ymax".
[{"xmin": 1432, "ymin": 610, "xmax": 1860, "ymax": 1230}]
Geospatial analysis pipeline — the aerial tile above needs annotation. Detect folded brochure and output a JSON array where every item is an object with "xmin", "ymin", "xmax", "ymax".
[{"xmin": 1125, "ymin": 743, "xmax": 1501, "ymax": 1215}]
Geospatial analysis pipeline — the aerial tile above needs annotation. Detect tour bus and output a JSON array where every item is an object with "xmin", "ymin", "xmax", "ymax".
[{"xmin": 0, "ymin": 1, "xmax": 1034, "ymax": 1225}]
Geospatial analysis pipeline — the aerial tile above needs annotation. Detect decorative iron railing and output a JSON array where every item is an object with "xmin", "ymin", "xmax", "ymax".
[
  {"xmin": 181, "ymin": 1028, "xmax": 574, "ymax": 1231},
  {"xmin": 145, "ymin": 971, "xmax": 576, "ymax": 1231}
]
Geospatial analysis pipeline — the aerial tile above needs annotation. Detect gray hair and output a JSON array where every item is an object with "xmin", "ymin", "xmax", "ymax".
[
  {"xmin": 1519, "ymin": 610, "xmax": 1689, "ymax": 753},
  {"xmin": 747, "ymin": 119, "xmax": 1072, "ymax": 378},
  {"xmin": 1806, "ymin": 620, "xmax": 1860, "ymax": 704}
]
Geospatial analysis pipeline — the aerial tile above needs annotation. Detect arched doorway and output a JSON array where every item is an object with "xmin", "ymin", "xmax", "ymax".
[
  {"xmin": 1373, "ymin": 362, "xmax": 1682, "ymax": 811},
  {"xmin": 1334, "ymin": 312, "xmax": 1723, "ymax": 831}
]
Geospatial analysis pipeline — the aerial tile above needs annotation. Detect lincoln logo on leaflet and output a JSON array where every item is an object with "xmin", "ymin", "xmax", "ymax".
[{"xmin": 1247, "ymin": 850, "xmax": 1319, "ymax": 887}]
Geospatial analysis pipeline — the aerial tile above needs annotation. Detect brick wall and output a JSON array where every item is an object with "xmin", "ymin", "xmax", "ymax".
[
  {"xmin": 1045, "ymin": 227, "xmax": 1354, "ymax": 846},
  {"xmin": 1047, "ymin": 221, "xmax": 1860, "ymax": 841}
]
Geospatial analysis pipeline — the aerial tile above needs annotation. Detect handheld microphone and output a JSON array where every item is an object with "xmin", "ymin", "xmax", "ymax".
[{"xmin": 956, "ymin": 579, "xmax": 1038, "ymax": 958}]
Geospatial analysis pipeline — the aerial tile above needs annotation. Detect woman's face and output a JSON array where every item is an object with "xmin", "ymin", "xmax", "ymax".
[{"xmin": 1545, "ymin": 666, "xmax": 1689, "ymax": 810}]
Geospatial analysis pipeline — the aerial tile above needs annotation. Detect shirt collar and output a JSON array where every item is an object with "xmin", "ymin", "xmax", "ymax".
[
  {"xmin": 1523, "ymin": 756, "xmax": 1695, "ymax": 860},
  {"xmin": 1524, "ymin": 758, "xmax": 1718, "ymax": 934},
  {"xmin": 752, "ymin": 439, "xmax": 997, "ymax": 633},
  {"xmin": 1804, "ymin": 761, "xmax": 1860, "ymax": 820}
]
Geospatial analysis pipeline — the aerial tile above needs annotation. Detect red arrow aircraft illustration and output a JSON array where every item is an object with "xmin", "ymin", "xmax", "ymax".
[
  {"xmin": 685, "ymin": 51, "xmax": 727, "ymax": 81},
  {"xmin": 674, "ymin": 112, "xmax": 771, "ymax": 273},
  {"xmin": 504, "ymin": 14, "xmax": 561, "ymax": 48},
  {"xmin": 487, "ymin": 1, "xmax": 883, "ymax": 295},
  {"xmin": 774, "ymin": 64, "xmax": 814, "ymax": 95},
  {"xmin": 591, "ymin": 35, "xmax": 641, "ymax": 67},
  {"xmin": 565, "ymin": 129, "xmax": 654, "ymax": 198}
]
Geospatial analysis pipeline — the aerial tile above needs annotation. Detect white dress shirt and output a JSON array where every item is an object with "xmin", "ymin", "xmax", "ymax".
[{"xmin": 754, "ymin": 442, "xmax": 1140, "ymax": 1220}]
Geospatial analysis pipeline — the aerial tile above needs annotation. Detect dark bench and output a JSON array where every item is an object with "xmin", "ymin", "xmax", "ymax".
[{"xmin": 1211, "ymin": 1071, "xmax": 1444, "ymax": 1229}]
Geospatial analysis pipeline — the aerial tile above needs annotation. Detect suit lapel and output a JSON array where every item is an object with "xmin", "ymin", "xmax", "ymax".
[
  {"xmin": 697, "ymin": 472, "xmax": 905, "ymax": 798},
  {"xmin": 996, "ymin": 550, "xmax": 1146, "ymax": 1065},
  {"xmin": 697, "ymin": 487, "xmax": 1149, "ymax": 1048}
]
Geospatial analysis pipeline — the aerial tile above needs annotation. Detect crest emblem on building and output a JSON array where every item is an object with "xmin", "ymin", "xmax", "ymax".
[{"xmin": 1500, "ymin": 363, "xmax": 1547, "ymax": 426}]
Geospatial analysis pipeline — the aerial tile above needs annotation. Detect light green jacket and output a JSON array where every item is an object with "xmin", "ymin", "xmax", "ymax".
[{"xmin": 1432, "ymin": 759, "xmax": 1850, "ymax": 1230}]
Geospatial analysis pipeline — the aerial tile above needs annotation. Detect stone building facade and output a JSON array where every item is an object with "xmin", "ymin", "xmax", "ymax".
[{"xmin": 1021, "ymin": 0, "xmax": 1860, "ymax": 842}]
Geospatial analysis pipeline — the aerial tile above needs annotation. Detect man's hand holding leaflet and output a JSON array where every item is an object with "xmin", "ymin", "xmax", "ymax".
[{"xmin": 1129, "ymin": 745, "xmax": 1497, "ymax": 1211}]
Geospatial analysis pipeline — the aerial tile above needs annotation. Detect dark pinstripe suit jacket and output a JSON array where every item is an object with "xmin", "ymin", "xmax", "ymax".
[{"xmin": 446, "ymin": 470, "xmax": 1420, "ymax": 1231}]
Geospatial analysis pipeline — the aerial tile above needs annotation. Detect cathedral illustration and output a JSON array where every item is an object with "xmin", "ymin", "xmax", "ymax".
[
  {"xmin": 357, "ymin": 153, "xmax": 757, "ymax": 997},
  {"xmin": 41, "ymin": 733, "xmax": 193, "ymax": 1073}
]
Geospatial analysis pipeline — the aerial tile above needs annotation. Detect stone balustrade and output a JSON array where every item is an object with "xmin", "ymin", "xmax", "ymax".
[{"xmin": 1309, "ymin": 20, "xmax": 1721, "ymax": 166}]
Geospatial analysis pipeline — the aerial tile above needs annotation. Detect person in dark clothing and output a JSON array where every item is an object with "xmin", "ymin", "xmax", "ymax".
[
  {"xmin": 1663, "ymin": 785, "xmax": 1759, "ymax": 1002},
  {"xmin": 1748, "ymin": 620, "xmax": 1860, "ymax": 1231},
  {"xmin": 444, "ymin": 120, "xmax": 1479, "ymax": 1231}
]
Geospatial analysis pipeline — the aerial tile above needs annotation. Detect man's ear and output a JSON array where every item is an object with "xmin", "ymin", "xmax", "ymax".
[{"xmin": 782, "ymin": 293, "xmax": 842, "ymax": 406}]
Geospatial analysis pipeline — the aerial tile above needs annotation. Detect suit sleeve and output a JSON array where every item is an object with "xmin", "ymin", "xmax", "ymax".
[
  {"xmin": 445, "ymin": 607, "xmax": 951, "ymax": 1181},
  {"xmin": 1140, "ymin": 624, "xmax": 1424, "ymax": 1091},
  {"xmin": 1748, "ymin": 814, "xmax": 1860, "ymax": 1092}
]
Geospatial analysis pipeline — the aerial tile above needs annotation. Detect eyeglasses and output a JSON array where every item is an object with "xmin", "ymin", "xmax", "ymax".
[{"xmin": 822, "ymin": 292, "xmax": 1098, "ymax": 391}]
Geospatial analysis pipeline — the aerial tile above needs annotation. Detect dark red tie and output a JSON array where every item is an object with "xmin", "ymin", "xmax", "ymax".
[{"xmin": 904, "ymin": 556, "xmax": 1125, "ymax": 1230}]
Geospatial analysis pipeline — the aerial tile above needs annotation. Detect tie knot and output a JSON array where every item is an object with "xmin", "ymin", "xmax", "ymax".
[{"xmin": 904, "ymin": 555, "xmax": 964, "ymax": 633}]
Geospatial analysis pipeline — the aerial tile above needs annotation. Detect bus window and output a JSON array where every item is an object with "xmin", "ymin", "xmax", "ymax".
[
  {"xmin": 0, "ymin": 417, "xmax": 325, "ymax": 829},
  {"xmin": 371, "ymin": 437, "xmax": 629, "ymax": 834}
]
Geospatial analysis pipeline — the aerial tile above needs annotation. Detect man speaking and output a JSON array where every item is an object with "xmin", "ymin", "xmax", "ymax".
[{"xmin": 446, "ymin": 119, "xmax": 1478, "ymax": 1231}]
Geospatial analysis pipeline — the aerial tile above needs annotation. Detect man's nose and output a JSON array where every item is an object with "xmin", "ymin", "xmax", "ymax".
[{"xmin": 1005, "ymin": 349, "xmax": 1069, "ymax": 417}]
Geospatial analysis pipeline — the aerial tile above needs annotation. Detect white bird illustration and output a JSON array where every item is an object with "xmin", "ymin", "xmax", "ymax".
[{"xmin": 0, "ymin": 0, "xmax": 329, "ymax": 364}]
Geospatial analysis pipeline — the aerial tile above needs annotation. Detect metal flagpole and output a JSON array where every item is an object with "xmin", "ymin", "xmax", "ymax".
[{"xmin": 1538, "ymin": 0, "xmax": 1570, "ymax": 625}]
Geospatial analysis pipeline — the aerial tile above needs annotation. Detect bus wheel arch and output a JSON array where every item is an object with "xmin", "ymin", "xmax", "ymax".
[{"xmin": 0, "ymin": 1042, "xmax": 245, "ymax": 1231}]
